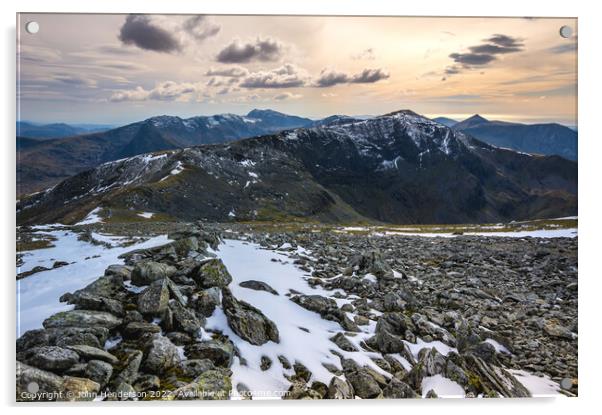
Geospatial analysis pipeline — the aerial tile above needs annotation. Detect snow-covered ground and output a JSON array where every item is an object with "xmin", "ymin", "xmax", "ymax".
[
  {"xmin": 340, "ymin": 226, "xmax": 577, "ymax": 239},
  {"xmin": 17, "ymin": 228, "xmax": 171, "ymax": 335}
]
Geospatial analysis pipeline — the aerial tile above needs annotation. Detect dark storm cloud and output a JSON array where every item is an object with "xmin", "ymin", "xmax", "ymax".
[
  {"xmin": 315, "ymin": 68, "xmax": 390, "ymax": 87},
  {"xmin": 315, "ymin": 70, "xmax": 350, "ymax": 87},
  {"xmin": 216, "ymin": 38, "xmax": 283, "ymax": 63},
  {"xmin": 351, "ymin": 68, "xmax": 390, "ymax": 83},
  {"xmin": 119, "ymin": 15, "xmax": 181, "ymax": 53},
  {"xmin": 182, "ymin": 16, "xmax": 221, "ymax": 41},
  {"xmin": 444, "ymin": 34, "xmax": 524, "ymax": 79}
]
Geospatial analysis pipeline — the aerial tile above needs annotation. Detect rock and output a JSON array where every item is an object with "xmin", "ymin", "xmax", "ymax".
[
  {"xmin": 382, "ymin": 378, "xmax": 417, "ymax": 398},
  {"xmin": 43, "ymin": 310, "xmax": 122, "ymax": 330},
  {"xmin": 16, "ymin": 361, "xmax": 63, "ymax": 401},
  {"xmin": 60, "ymin": 376, "xmax": 100, "ymax": 401},
  {"xmin": 192, "ymin": 259, "xmax": 233, "ymax": 288},
  {"xmin": 260, "ymin": 356, "xmax": 272, "ymax": 371},
  {"xmin": 351, "ymin": 249, "xmax": 393, "ymax": 279},
  {"xmin": 50, "ymin": 327, "xmax": 110, "ymax": 349},
  {"xmin": 193, "ymin": 287, "xmax": 221, "ymax": 317},
  {"xmin": 17, "ymin": 329, "xmax": 50, "ymax": 352},
  {"xmin": 327, "ymin": 376, "xmax": 354, "ymax": 399},
  {"xmin": 25, "ymin": 346, "xmax": 80, "ymax": 372},
  {"xmin": 143, "ymin": 334, "xmax": 179, "ymax": 374},
  {"xmin": 66, "ymin": 344, "xmax": 118, "ymax": 365},
  {"xmin": 239, "ymin": 280, "xmax": 279, "ymax": 295},
  {"xmin": 131, "ymin": 261, "xmax": 177, "ymax": 286},
  {"xmin": 471, "ymin": 341, "xmax": 497, "ymax": 363},
  {"xmin": 383, "ymin": 292, "xmax": 406, "ymax": 312},
  {"xmin": 330, "ymin": 333, "xmax": 358, "ymax": 352},
  {"xmin": 543, "ymin": 319, "xmax": 576, "ymax": 340},
  {"xmin": 122, "ymin": 321, "xmax": 161, "ymax": 339},
  {"xmin": 354, "ymin": 315, "xmax": 370, "ymax": 326},
  {"xmin": 291, "ymin": 294, "xmax": 337, "ymax": 315},
  {"xmin": 133, "ymin": 374, "xmax": 161, "ymax": 392},
  {"xmin": 292, "ymin": 362, "xmax": 312, "ymax": 383},
  {"xmin": 284, "ymin": 381, "xmax": 322, "ymax": 400},
  {"xmin": 425, "ymin": 389, "xmax": 438, "ymax": 398},
  {"xmin": 278, "ymin": 355, "xmax": 292, "ymax": 369},
  {"xmin": 180, "ymin": 359, "xmax": 215, "ymax": 378},
  {"xmin": 113, "ymin": 382, "xmax": 137, "ymax": 401},
  {"xmin": 137, "ymin": 278, "xmax": 169, "ymax": 315},
  {"xmin": 344, "ymin": 365, "xmax": 382, "ymax": 399},
  {"xmin": 169, "ymin": 301, "xmax": 204, "ymax": 335},
  {"xmin": 185, "ymin": 338, "xmax": 235, "ymax": 368},
  {"xmin": 222, "ymin": 288, "xmax": 279, "ymax": 345},
  {"xmin": 85, "ymin": 360, "xmax": 113, "ymax": 388},
  {"xmin": 113, "ymin": 350, "xmax": 143, "ymax": 385},
  {"xmin": 172, "ymin": 369, "xmax": 232, "ymax": 400},
  {"xmin": 462, "ymin": 354, "xmax": 531, "ymax": 397},
  {"xmin": 166, "ymin": 278, "xmax": 187, "ymax": 305},
  {"xmin": 374, "ymin": 312, "xmax": 414, "ymax": 353},
  {"xmin": 60, "ymin": 275, "xmax": 127, "ymax": 316},
  {"xmin": 166, "ymin": 331, "xmax": 193, "ymax": 346},
  {"xmin": 105, "ymin": 264, "xmax": 132, "ymax": 280},
  {"xmin": 171, "ymin": 236, "xmax": 200, "ymax": 257}
]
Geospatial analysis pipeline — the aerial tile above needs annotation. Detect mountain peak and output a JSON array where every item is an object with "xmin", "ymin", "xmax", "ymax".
[{"xmin": 467, "ymin": 114, "xmax": 488, "ymax": 123}]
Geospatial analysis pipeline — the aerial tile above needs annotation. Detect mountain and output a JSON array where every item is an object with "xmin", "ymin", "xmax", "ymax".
[
  {"xmin": 311, "ymin": 115, "xmax": 362, "ymax": 127},
  {"xmin": 16, "ymin": 121, "xmax": 112, "ymax": 139},
  {"xmin": 17, "ymin": 110, "xmax": 577, "ymax": 226},
  {"xmin": 17, "ymin": 110, "xmax": 314, "ymax": 195},
  {"xmin": 452, "ymin": 115, "xmax": 577, "ymax": 160},
  {"xmin": 432, "ymin": 117, "xmax": 458, "ymax": 128}
]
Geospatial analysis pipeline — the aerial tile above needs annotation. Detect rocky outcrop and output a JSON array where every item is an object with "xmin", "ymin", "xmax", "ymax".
[{"xmin": 221, "ymin": 288, "xmax": 279, "ymax": 345}]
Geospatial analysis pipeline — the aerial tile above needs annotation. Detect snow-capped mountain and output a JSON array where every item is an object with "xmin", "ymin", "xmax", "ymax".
[
  {"xmin": 17, "ymin": 110, "xmax": 313, "ymax": 195},
  {"xmin": 17, "ymin": 110, "xmax": 577, "ymax": 226}
]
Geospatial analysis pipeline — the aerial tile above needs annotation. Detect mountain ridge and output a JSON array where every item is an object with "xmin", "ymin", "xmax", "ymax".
[{"xmin": 17, "ymin": 109, "xmax": 577, "ymax": 226}]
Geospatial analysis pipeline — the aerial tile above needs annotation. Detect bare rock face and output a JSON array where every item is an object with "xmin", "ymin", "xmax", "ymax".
[{"xmin": 221, "ymin": 287, "xmax": 279, "ymax": 345}]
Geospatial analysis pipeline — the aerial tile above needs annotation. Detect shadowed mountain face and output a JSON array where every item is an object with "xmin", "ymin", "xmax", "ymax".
[
  {"xmin": 16, "ymin": 121, "xmax": 113, "ymax": 139},
  {"xmin": 17, "ymin": 110, "xmax": 577, "ymax": 226},
  {"xmin": 452, "ymin": 115, "xmax": 578, "ymax": 160},
  {"xmin": 16, "ymin": 110, "xmax": 313, "ymax": 195}
]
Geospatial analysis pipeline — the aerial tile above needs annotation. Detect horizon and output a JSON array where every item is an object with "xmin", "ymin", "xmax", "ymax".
[
  {"xmin": 18, "ymin": 14, "xmax": 577, "ymax": 127},
  {"xmin": 17, "ymin": 108, "xmax": 578, "ymax": 129}
]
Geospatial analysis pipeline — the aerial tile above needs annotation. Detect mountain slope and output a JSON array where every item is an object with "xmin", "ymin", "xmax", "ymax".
[
  {"xmin": 432, "ymin": 117, "xmax": 458, "ymax": 128},
  {"xmin": 17, "ymin": 110, "xmax": 314, "ymax": 195},
  {"xmin": 16, "ymin": 121, "xmax": 112, "ymax": 139},
  {"xmin": 453, "ymin": 115, "xmax": 577, "ymax": 160},
  {"xmin": 17, "ymin": 110, "xmax": 577, "ymax": 226}
]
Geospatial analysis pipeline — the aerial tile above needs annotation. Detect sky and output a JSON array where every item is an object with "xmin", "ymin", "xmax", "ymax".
[{"xmin": 17, "ymin": 14, "xmax": 577, "ymax": 126}]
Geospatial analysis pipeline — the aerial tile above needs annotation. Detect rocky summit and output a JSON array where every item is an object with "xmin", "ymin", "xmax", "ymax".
[
  {"xmin": 16, "ymin": 223, "xmax": 578, "ymax": 401},
  {"xmin": 17, "ymin": 110, "xmax": 576, "ymax": 226}
]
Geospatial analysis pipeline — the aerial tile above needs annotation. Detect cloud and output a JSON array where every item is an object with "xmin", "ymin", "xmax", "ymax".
[
  {"xmin": 119, "ymin": 15, "xmax": 181, "ymax": 53},
  {"xmin": 444, "ymin": 34, "xmax": 524, "ymax": 79},
  {"xmin": 205, "ymin": 66, "xmax": 249, "ymax": 77},
  {"xmin": 351, "ymin": 48, "xmax": 375, "ymax": 60},
  {"xmin": 273, "ymin": 92, "xmax": 302, "ymax": 101},
  {"xmin": 548, "ymin": 42, "xmax": 577, "ymax": 54},
  {"xmin": 239, "ymin": 64, "xmax": 307, "ymax": 88},
  {"xmin": 216, "ymin": 37, "xmax": 283, "ymax": 63},
  {"xmin": 109, "ymin": 81, "xmax": 204, "ymax": 102},
  {"xmin": 315, "ymin": 68, "xmax": 390, "ymax": 87},
  {"xmin": 314, "ymin": 70, "xmax": 350, "ymax": 87},
  {"xmin": 182, "ymin": 15, "xmax": 221, "ymax": 41},
  {"xmin": 351, "ymin": 68, "xmax": 390, "ymax": 83},
  {"xmin": 53, "ymin": 73, "xmax": 97, "ymax": 88}
]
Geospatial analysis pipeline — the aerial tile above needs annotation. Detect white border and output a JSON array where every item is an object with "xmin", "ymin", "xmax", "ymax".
[{"xmin": 2, "ymin": 1, "xmax": 600, "ymax": 414}]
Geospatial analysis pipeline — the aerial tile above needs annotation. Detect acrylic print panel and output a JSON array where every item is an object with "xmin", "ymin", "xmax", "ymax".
[{"xmin": 16, "ymin": 13, "xmax": 577, "ymax": 401}]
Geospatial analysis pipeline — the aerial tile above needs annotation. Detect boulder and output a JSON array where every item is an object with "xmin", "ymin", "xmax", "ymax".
[
  {"xmin": 222, "ymin": 288, "xmax": 279, "ymax": 345},
  {"xmin": 24, "ymin": 346, "xmax": 80, "ymax": 372},
  {"xmin": 239, "ymin": 280, "xmax": 279, "ymax": 295},
  {"xmin": 84, "ymin": 360, "xmax": 113, "ymax": 388},
  {"xmin": 60, "ymin": 376, "xmax": 100, "ymax": 401},
  {"xmin": 180, "ymin": 359, "xmax": 216, "ymax": 378},
  {"xmin": 193, "ymin": 287, "xmax": 221, "ymax": 317},
  {"xmin": 192, "ymin": 259, "xmax": 232, "ymax": 288},
  {"xmin": 131, "ymin": 261, "xmax": 176, "ymax": 286},
  {"xmin": 382, "ymin": 377, "xmax": 417, "ymax": 398},
  {"xmin": 185, "ymin": 338, "xmax": 235, "ymax": 368},
  {"xmin": 66, "ymin": 344, "xmax": 118, "ymax": 365},
  {"xmin": 113, "ymin": 350, "xmax": 143, "ymax": 385},
  {"xmin": 351, "ymin": 249, "xmax": 393, "ymax": 279},
  {"xmin": 43, "ymin": 310, "xmax": 122, "ymax": 330},
  {"xmin": 330, "ymin": 333, "xmax": 358, "ymax": 352},
  {"xmin": 142, "ymin": 334, "xmax": 180, "ymax": 374},
  {"xmin": 169, "ymin": 300, "xmax": 204, "ymax": 335},
  {"xmin": 16, "ymin": 361, "xmax": 63, "ymax": 401},
  {"xmin": 137, "ymin": 278, "xmax": 169, "ymax": 315},
  {"xmin": 122, "ymin": 321, "xmax": 161, "ymax": 339},
  {"xmin": 327, "ymin": 376, "xmax": 354, "ymax": 399}
]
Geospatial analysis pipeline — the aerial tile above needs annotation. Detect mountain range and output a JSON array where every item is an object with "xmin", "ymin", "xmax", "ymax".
[
  {"xmin": 17, "ymin": 110, "xmax": 577, "ymax": 226},
  {"xmin": 17, "ymin": 109, "xmax": 313, "ymax": 195},
  {"xmin": 449, "ymin": 115, "xmax": 577, "ymax": 160},
  {"xmin": 16, "ymin": 121, "xmax": 113, "ymax": 139}
]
